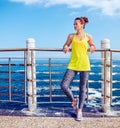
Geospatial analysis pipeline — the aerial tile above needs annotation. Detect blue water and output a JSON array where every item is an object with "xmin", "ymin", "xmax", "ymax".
[{"xmin": 0, "ymin": 59, "xmax": 120, "ymax": 108}]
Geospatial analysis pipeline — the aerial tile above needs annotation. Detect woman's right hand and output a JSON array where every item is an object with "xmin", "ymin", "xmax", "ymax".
[{"xmin": 63, "ymin": 45, "xmax": 70, "ymax": 53}]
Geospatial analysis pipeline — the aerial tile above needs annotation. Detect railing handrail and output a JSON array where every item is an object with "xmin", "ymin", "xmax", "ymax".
[
  {"xmin": 0, "ymin": 48, "xmax": 27, "ymax": 52},
  {"xmin": 0, "ymin": 48, "xmax": 120, "ymax": 52}
]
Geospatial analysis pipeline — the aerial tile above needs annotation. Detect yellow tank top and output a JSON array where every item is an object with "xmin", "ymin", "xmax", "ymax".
[{"xmin": 68, "ymin": 33, "xmax": 90, "ymax": 71}]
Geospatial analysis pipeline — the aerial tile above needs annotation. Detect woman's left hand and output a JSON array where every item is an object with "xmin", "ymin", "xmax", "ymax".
[{"xmin": 89, "ymin": 46, "xmax": 95, "ymax": 53}]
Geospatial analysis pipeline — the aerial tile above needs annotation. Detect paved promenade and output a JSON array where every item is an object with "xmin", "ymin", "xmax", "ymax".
[
  {"xmin": 0, "ymin": 116, "xmax": 120, "ymax": 128},
  {"xmin": 0, "ymin": 103, "xmax": 120, "ymax": 128}
]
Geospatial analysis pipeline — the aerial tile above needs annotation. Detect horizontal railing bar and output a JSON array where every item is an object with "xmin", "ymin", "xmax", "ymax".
[
  {"xmin": 2, "ymin": 63, "xmax": 118, "ymax": 68},
  {"xmin": 36, "ymin": 72, "xmax": 102, "ymax": 75},
  {"xmin": 48, "ymin": 86, "xmax": 85, "ymax": 90},
  {"xmin": 0, "ymin": 93, "xmax": 25, "ymax": 97},
  {"xmin": 37, "ymin": 95, "xmax": 67, "ymax": 98},
  {"xmin": 36, "ymin": 72, "xmax": 120, "ymax": 75},
  {"xmin": 0, "ymin": 86, "xmax": 24, "ymax": 90},
  {"xmin": 0, "ymin": 64, "xmax": 25, "ymax": 66},
  {"xmin": 43, "ymin": 64, "xmax": 67, "ymax": 66},
  {"xmin": 0, "ymin": 64, "xmax": 15, "ymax": 66},
  {"xmin": 0, "ymin": 78, "xmax": 9, "ymax": 80},
  {"xmin": 0, "ymin": 57, "xmax": 25, "ymax": 59},
  {"xmin": 35, "ymin": 79, "xmax": 102, "ymax": 83},
  {"xmin": 0, "ymin": 48, "xmax": 120, "ymax": 52},
  {"xmin": 37, "ymin": 101, "xmax": 101, "ymax": 105},
  {"xmin": 0, "ymin": 48, "xmax": 27, "ymax": 52},
  {"xmin": 0, "ymin": 99, "xmax": 26, "ymax": 103},
  {"xmin": 0, "ymin": 86, "xmax": 9, "ymax": 88},
  {"xmin": 0, "ymin": 71, "xmax": 25, "ymax": 74},
  {"xmin": 27, "ymin": 48, "xmax": 113, "ymax": 52},
  {"xmin": 111, "ymin": 49, "xmax": 120, "ymax": 52},
  {"xmin": 37, "ymin": 87, "xmax": 100, "ymax": 92},
  {"xmin": 39, "ymin": 64, "xmax": 103, "ymax": 67},
  {"xmin": 0, "ymin": 78, "xmax": 25, "ymax": 81},
  {"xmin": 37, "ymin": 101, "xmax": 71, "ymax": 104},
  {"xmin": 0, "ymin": 71, "xmax": 113, "ymax": 75},
  {"xmin": 36, "ymin": 72, "xmax": 65, "ymax": 74}
]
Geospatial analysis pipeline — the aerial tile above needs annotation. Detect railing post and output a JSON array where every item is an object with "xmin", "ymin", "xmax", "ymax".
[
  {"xmin": 26, "ymin": 38, "xmax": 37, "ymax": 112},
  {"xmin": 101, "ymin": 39, "xmax": 111, "ymax": 113}
]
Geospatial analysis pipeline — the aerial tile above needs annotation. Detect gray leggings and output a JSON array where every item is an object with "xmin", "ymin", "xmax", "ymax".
[{"xmin": 61, "ymin": 69, "xmax": 89, "ymax": 109}]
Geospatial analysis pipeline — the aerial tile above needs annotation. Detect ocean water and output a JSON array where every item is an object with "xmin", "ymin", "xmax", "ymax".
[{"xmin": 0, "ymin": 59, "xmax": 120, "ymax": 108}]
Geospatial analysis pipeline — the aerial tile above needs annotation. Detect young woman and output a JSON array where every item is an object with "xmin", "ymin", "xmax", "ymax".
[{"xmin": 61, "ymin": 16, "xmax": 96, "ymax": 121}]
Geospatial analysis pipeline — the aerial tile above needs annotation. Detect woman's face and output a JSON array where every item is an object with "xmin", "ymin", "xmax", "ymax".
[{"xmin": 74, "ymin": 19, "xmax": 83, "ymax": 31}]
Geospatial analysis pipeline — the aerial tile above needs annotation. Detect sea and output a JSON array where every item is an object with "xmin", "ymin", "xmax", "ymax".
[{"xmin": 0, "ymin": 59, "xmax": 120, "ymax": 110}]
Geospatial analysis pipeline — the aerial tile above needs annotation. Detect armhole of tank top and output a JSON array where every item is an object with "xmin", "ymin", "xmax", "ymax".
[
  {"xmin": 84, "ymin": 33, "xmax": 88, "ymax": 42},
  {"xmin": 85, "ymin": 34, "xmax": 89, "ymax": 46}
]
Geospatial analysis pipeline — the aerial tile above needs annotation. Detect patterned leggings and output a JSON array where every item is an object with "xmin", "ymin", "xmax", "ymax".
[{"xmin": 61, "ymin": 69, "xmax": 89, "ymax": 109}]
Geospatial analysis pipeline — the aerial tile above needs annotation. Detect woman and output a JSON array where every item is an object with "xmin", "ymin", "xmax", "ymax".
[{"xmin": 61, "ymin": 16, "xmax": 96, "ymax": 121}]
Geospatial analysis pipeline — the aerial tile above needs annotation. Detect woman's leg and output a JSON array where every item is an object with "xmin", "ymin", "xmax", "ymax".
[
  {"xmin": 76, "ymin": 71, "xmax": 89, "ymax": 121},
  {"xmin": 78, "ymin": 71, "xmax": 89, "ymax": 109},
  {"xmin": 61, "ymin": 69, "xmax": 77, "ymax": 102}
]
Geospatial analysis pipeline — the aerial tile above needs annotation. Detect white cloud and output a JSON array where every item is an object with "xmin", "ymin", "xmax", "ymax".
[
  {"xmin": 9, "ymin": 0, "xmax": 120, "ymax": 16},
  {"xmin": 69, "ymin": 11, "xmax": 79, "ymax": 16},
  {"xmin": 10, "ymin": 0, "xmax": 42, "ymax": 5}
]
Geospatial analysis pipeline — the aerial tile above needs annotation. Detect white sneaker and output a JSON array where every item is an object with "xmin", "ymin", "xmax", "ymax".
[{"xmin": 76, "ymin": 112, "xmax": 83, "ymax": 121}]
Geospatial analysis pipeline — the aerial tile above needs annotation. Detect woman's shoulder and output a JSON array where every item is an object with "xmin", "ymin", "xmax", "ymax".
[
  {"xmin": 85, "ymin": 33, "xmax": 94, "ymax": 44},
  {"xmin": 86, "ymin": 33, "xmax": 93, "ymax": 41},
  {"xmin": 86, "ymin": 33, "xmax": 92, "ymax": 38},
  {"xmin": 68, "ymin": 33, "xmax": 75, "ymax": 39}
]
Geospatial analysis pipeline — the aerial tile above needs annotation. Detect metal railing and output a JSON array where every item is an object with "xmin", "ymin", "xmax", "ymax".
[
  {"xmin": 0, "ymin": 49, "xmax": 27, "ymax": 103},
  {"xmin": 0, "ymin": 46, "xmax": 120, "ymax": 112}
]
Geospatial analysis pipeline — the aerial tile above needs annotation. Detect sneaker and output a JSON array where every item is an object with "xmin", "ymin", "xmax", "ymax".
[{"xmin": 76, "ymin": 112, "xmax": 83, "ymax": 121}]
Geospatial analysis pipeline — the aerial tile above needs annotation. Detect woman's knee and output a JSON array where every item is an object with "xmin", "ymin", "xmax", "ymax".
[
  {"xmin": 61, "ymin": 83, "xmax": 66, "ymax": 91},
  {"xmin": 61, "ymin": 82, "xmax": 69, "ymax": 92}
]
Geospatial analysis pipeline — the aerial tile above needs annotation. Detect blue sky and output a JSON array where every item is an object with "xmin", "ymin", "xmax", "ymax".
[{"xmin": 1, "ymin": 0, "xmax": 120, "ymax": 51}]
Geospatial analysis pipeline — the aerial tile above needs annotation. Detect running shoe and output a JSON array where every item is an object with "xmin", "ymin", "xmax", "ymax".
[{"xmin": 76, "ymin": 112, "xmax": 83, "ymax": 121}]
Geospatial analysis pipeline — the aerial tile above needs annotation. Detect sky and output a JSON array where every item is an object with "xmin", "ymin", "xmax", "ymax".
[{"xmin": 0, "ymin": 0, "xmax": 120, "ymax": 58}]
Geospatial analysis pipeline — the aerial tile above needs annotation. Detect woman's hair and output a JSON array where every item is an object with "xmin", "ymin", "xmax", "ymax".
[{"xmin": 75, "ymin": 16, "xmax": 89, "ymax": 29}]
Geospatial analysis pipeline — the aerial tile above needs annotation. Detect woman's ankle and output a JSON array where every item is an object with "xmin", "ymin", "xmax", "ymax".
[
  {"xmin": 71, "ymin": 98, "xmax": 77, "ymax": 107},
  {"xmin": 77, "ymin": 109, "xmax": 82, "ymax": 113}
]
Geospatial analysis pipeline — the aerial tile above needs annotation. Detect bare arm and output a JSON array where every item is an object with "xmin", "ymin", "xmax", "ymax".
[
  {"xmin": 86, "ymin": 34, "xmax": 96, "ymax": 53},
  {"xmin": 63, "ymin": 34, "xmax": 74, "ymax": 53}
]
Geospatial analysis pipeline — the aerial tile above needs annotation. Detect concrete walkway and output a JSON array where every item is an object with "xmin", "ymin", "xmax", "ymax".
[
  {"xmin": 0, "ymin": 102, "xmax": 120, "ymax": 128},
  {"xmin": 0, "ymin": 116, "xmax": 120, "ymax": 128}
]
